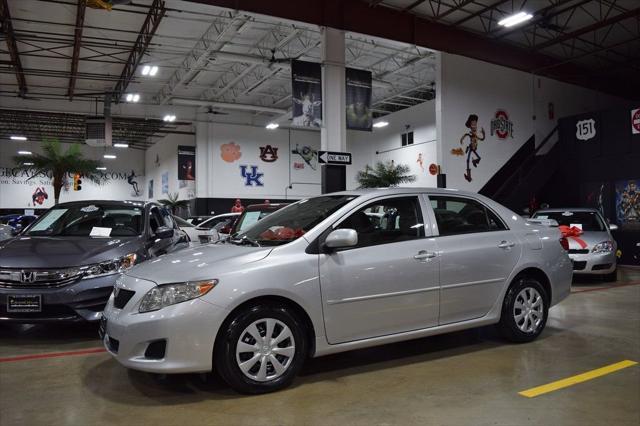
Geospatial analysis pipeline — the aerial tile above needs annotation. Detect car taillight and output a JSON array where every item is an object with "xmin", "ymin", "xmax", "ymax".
[{"xmin": 559, "ymin": 237, "xmax": 569, "ymax": 251}]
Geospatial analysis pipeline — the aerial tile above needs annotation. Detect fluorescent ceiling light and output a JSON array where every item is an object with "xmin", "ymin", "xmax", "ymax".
[
  {"xmin": 373, "ymin": 121, "xmax": 389, "ymax": 128},
  {"xmin": 149, "ymin": 66, "xmax": 158, "ymax": 76},
  {"xmin": 163, "ymin": 114, "xmax": 176, "ymax": 122},
  {"xmin": 18, "ymin": 150, "xmax": 32, "ymax": 155},
  {"xmin": 265, "ymin": 123, "xmax": 279, "ymax": 130},
  {"xmin": 142, "ymin": 65, "xmax": 151, "ymax": 76},
  {"xmin": 113, "ymin": 143, "xmax": 129, "ymax": 148},
  {"xmin": 96, "ymin": 167, "xmax": 107, "ymax": 170},
  {"xmin": 103, "ymin": 154, "xmax": 117, "ymax": 159},
  {"xmin": 23, "ymin": 162, "xmax": 34, "ymax": 166},
  {"xmin": 10, "ymin": 135, "xmax": 27, "ymax": 141},
  {"xmin": 498, "ymin": 11, "xmax": 533, "ymax": 27},
  {"xmin": 126, "ymin": 93, "xmax": 140, "ymax": 103}
]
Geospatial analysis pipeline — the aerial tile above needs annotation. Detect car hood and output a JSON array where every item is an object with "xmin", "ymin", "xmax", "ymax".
[
  {"xmin": 0, "ymin": 236, "xmax": 142, "ymax": 268},
  {"xmin": 567, "ymin": 231, "xmax": 612, "ymax": 250},
  {"xmin": 125, "ymin": 243, "xmax": 272, "ymax": 285}
]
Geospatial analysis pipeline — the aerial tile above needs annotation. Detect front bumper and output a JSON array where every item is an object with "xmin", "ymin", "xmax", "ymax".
[
  {"xmin": 102, "ymin": 276, "xmax": 228, "ymax": 374},
  {"xmin": 0, "ymin": 274, "xmax": 118, "ymax": 322},
  {"xmin": 570, "ymin": 251, "xmax": 617, "ymax": 275}
]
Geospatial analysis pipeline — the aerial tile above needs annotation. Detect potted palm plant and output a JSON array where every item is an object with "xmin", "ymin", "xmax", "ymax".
[
  {"xmin": 356, "ymin": 161, "xmax": 416, "ymax": 188},
  {"xmin": 13, "ymin": 139, "xmax": 106, "ymax": 205},
  {"xmin": 159, "ymin": 192, "xmax": 191, "ymax": 216}
]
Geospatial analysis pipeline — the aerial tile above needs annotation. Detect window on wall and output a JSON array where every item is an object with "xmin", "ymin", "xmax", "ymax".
[
  {"xmin": 337, "ymin": 196, "xmax": 425, "ymax": 248},
  {"xmin": 429, "ymin": 196, "xmax": 506, "ymax": 236},
  {"xmin": 401, "ymin": 131, "xmax": 414, "ymax": 146}
]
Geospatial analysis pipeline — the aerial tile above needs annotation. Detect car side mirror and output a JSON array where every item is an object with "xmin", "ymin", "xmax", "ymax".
[
  {"xmin": 324, "ymin": 228, "xmax": 358, "ymax": 250},
  {"xmin": 154, "ymin": 226, "xmax": 174, "ymax": 240},
  {"xmin": 609, "ymin": 223, "xmax": 618, "ymax": 231}
]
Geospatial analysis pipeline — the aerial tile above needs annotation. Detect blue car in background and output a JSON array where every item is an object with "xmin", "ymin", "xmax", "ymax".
[{"xmin": 0, "ymin": 214, "xmax": 20, "ymax": 225}]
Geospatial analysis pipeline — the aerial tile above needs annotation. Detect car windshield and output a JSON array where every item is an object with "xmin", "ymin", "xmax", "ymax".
[
  {"xmin": 533, "ymin": 211, "xmax": 606, "ymax": 232},
  {"xmin": 233, "ymin": 195, "xmax": 358, "ymax": 246},
  {"xmin": 26, "ymin": 204, "xmax": 144, "ymax": 237}
]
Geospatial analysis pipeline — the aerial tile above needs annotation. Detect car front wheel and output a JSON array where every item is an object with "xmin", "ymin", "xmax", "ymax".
[
  {"xmin": 498, "ymin": 277, "xmax": 549, "ymax": 343},
  {"xmin": 214, "ymin": 303, "xmax": 307, "ymax": 394}
]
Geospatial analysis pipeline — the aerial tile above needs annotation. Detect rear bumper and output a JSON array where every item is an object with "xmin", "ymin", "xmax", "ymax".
[
  {"xmin": 570, "ymin": 251, "xmax": 617, "ymax": 275},
  {"xmin": 0, "ymin": 274, "xmax": 118, "ymax": 322}
]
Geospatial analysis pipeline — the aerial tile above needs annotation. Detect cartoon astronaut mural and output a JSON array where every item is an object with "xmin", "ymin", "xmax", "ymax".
[{"xmin": 452, "ymin": 114, "xmax": 486, "ymax": 182}]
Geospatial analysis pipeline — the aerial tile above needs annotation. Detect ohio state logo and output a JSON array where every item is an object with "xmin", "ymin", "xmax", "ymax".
[
  {"xmin": 259, "ymin": 145, "xmax": 278, "ymax": 162},
  {"xmin": 490, "ymin": 109, "xmax": 514, "ymax": 139}
]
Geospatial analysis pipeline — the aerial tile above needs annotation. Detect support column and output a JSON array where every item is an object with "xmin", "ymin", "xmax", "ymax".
[{"xmin": 320, "ymin": 27, "xmax": 346, "ymax": 193}]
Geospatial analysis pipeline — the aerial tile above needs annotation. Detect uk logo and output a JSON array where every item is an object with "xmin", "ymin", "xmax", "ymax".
[
  {"xmin": 259, "ymin": 145, "xmax": 278, "ymax": 162},
  {"xmin": 240, "ymin": 165, "xmax": 264, "ymax": 187}
]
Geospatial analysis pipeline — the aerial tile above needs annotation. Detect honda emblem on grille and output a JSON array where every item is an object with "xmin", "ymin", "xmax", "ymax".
[{"xmin": 20, "ymin": 271, "xmax": 37, "ymax": 283}]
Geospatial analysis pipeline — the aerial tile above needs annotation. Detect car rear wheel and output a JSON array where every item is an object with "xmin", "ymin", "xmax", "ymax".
[
  {"xmin": 214, "ymin": 303, "xmax": 307, "ymax": 394},
  {"xmin": 498, "ymin": 277, "xmax": 548, "ymax": 343}
]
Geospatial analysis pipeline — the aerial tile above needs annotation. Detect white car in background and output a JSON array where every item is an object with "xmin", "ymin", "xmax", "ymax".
[
  {"xmin": 173, "ymin": 216, "xmax": 200, "ymax": 243},
  {"xmin": 195, "ymin": 213, "xmax": 240, "ymax": 244}
]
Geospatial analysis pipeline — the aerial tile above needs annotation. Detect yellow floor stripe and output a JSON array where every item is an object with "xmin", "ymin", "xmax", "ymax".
[{"xmin": 519, "ymin": 360, "xmax": 638, "ymax": 398}]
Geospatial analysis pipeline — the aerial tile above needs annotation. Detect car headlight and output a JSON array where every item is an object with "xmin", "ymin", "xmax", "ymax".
[
  {"xmin": 592, "ymin": 241, "xmax": 614, "ymax": 253},
  {"xmin": 138, "ymin": 279, "xmax": 218, "ymax": 313},
  {"xmin": 81, "ymin": 253, "xmax": 137, "ymax": 279}
]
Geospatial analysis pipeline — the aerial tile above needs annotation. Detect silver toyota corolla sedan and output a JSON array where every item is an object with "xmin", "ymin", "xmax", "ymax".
[
  {"xmin": 531, "ymin": 208, "xmax": 618, "ymax": 281},
  {"xmin": 101, "ymin": 188, "xmax": 572, "ymax": 394}
]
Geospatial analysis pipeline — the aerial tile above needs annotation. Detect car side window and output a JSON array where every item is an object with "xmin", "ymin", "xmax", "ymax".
[
  {"xmin": 149, "ymin": 208, "xmax": 164, "ymax": 234},
  {"xmin": 337, "ymin": 196, "xmax": 425, "ymax": 249},
  {"xmin": 429, "ymin": 196, "xmax": 506, "ymax": 236}
]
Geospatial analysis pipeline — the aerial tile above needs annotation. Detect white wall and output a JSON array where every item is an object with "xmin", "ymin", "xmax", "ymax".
[
  {"xmin": 436, "ymin": 52, "xmax": 629, "ymax": 192},
  {"xmin": 144, "ymin": 128, "xmax": 196, "ymax": 202},
  {"xmin": 347, "ymin": 100, "xmax": 437, "ymax": 189},
  {"xmin": 0, "ymin": 141, "xmax": 145, "ymax": 209},
  {"xmin": 196, "ymin": 122, "xmax": 322, "ymax": 200}
]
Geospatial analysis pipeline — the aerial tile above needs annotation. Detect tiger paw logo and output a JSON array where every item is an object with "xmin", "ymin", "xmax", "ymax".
[
  {"xmin": 221, "ymin": 142, "xmax": 242, "ymax": 163},
  {"xmin": 259, "ymin": 145, "xmax": 278, "ymax": 162},
  {"xmin": 490, "ymin": 110, "xmax": 514, "ymax": 139}
]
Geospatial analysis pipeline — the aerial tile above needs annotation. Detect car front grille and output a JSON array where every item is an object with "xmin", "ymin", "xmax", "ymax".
[
  {"xmin": 0, "ymin": 268, "xmax": 83, "ymax": 289},
  {"xmin": 568, "ymin": 249, "xmax": 589, "ymax": 254},
  {"xmin": 113, "ymin": 288, "xmax": 135, "ymax": 309}
]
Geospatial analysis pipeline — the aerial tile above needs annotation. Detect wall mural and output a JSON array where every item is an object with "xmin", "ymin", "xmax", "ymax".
[
  {"xmin": 490, "ymin": 109, "xmax": 514, "ymax": 139},
  {"xmin": 416, "ymin": 153, "xmax": 424, "ymax": 172},
  {"xmin": 239, "ymin": 165, "xmax": 264, "ymax": 187},
  {"xmin": 221, "ymin": 142, "xmax": 242, "ymax": 163},
  {"xmin": 161, "ymin": 172, "xmax": 169, "ymax": 194},
  {"xmin": 127, "ymin": 170, "xmax": 140, "ymax": 196},
  {"xmin": 259, "ymin": 145, "xmax": 279, "ymax": 162},
  {"xmin": 291, "ymin": 144, "xmax": 318, "ymax": 170},
  {"xmin": 451, "ymin": 114, "xmax": 485, "ymax": 183},
  {"xmin": 148, "ymin": 179, "xmax": 154, "ymax": 199},
  {"xmin": 616, "ymin": 179, "xmax": 639, "ymax": 229}
]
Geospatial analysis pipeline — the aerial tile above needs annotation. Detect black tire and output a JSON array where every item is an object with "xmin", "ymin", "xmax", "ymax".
[
  {"xmin": 214, "ymin": 303, "xmax": 308, "ymax": 394},
  {"xmin": 498, "ymin": 276, "xmax": 549, "ymax": 343},
  {"xmin": 602, "ymin": 269, "xmax": 617, "ymax": 282}
]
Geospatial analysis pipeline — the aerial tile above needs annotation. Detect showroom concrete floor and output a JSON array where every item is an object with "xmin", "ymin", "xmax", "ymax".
[{"xmin": 1, "ymin": 269, "xmax": 638, "ymax": 426}]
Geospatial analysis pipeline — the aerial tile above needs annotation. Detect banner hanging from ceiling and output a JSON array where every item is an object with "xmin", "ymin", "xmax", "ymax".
[
  {"xmin": 346, "ymin": 67, "xmax": 372, "ymax": 131},
  {"xmin": 291, "ymin": 60, "xmax": 322, "ymax": 128}
]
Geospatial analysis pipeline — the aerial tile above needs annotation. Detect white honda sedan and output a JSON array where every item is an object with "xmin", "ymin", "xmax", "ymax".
[{"xmin": 101, "ymin": 188, "xmax": 572, "ymax": 394}]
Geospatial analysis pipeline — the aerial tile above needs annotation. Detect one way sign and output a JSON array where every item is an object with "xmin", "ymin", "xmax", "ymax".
[{"xmin": 318, "ymin": 151, "xmax": 352, "ymax": 165}]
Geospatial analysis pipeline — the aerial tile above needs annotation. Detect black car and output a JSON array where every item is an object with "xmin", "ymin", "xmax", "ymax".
[{"xmin": 0, "ymin": 200, "xmax": 189, "ymax": 322}]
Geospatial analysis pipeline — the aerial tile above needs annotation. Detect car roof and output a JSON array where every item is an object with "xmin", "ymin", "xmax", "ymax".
[
  {"xmin": 245, "ymin": 203, "xmax": 288, "ymax": 211},
  {"xmin": 535, "ymin": 208, "xmax": 600, "ymax": 213},
  {"xmin": 54, "ymin": 200, "xmax": 154, "ymax": 208},
  {"xmin": 325, "ymin": 187, "xmax": 484, "ymax": 198}
]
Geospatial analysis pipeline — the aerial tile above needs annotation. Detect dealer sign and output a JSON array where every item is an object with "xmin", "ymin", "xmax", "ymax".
[{"xmin": 632, "ymin": 108, "xmax": 640, "ymax": 135}]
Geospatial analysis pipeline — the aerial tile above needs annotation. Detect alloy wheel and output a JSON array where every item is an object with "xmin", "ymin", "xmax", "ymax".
[
  {"xmin": 235, "ymin": 318, "xmax": 296, "ymax": 382},
  {"xmin": 513, "ymin": 287, "xmax": 544, "ymax": 333}
]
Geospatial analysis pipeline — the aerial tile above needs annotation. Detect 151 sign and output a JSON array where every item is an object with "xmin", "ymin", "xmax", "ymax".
[{"xmin": 576, "ymin": 118, "xmax": 596, "ymax": 141}]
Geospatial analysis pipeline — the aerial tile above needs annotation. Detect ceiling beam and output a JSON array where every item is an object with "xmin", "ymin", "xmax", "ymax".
[
  {"xmin": 436, "ymin": 0, "xmax": 475, "ymax": 20},
  {"xmin": 492, "ymin": 0, "xmax": 588, "ymax": 39},
  {"xmin": 112, "ymin": 0, "xmax": 166, "ymax": 102},
  {"xmin": 67, "ymin": 0, "xmax": 87, "ymax": 100},
  {"xmin": 186, "ymin": 0, "xmax": 638, "ymax": 98},
  {"xmin": 450, "ymin": 0, "xmax": 510, "ymax": 27},
  {"xmin": 0, "ymin": 0, "xmax": 27, "ymax": 97},
  {"xmin": 534, "ymin": 6, "xmax": 640, "ymax": 50}
]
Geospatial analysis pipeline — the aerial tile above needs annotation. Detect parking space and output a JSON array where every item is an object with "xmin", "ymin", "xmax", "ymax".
[{"xmin": 1, "ymin": 268, "xmax": 638, "ymax": 426}]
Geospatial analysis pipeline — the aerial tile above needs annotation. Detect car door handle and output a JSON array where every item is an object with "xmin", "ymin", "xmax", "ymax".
[
  {"xmin": 498, "ymin": 241, "xmax": 516, "ymax": 249},
  {"xmin": 414, "ymin": 250, "xmax": 437, "ymax": 261}
]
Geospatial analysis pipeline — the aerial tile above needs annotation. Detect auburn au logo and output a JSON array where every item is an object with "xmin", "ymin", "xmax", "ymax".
[{"xmin": 259, "ymin": 145, "xmax": 278, "ymax": 162}]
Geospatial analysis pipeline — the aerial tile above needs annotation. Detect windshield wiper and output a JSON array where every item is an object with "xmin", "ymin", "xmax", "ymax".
[{"xmin": 230, "ymin": 235, "xmax": 261, "ymax": 247}]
